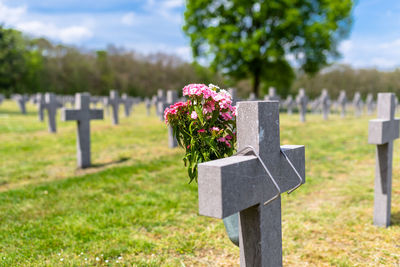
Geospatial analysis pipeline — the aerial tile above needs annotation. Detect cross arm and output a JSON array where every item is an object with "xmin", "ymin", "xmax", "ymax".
[
  {"xmin": 90, "ymin": 109, "xmax": 104, "ymax": 120},
  {"xmin": 198, "ymin": 155, "xmax": 265, "ymax": 219},
  {"xmin": 279, "ymin": 145, "xmax": 306, "ymax": 192},
  {"xmin": 368, "ymin": 118, "xmax": 400, "ymax": 144},
  {"xmin": 61, "ymin": 109, "xmax": 81, "ymax": 121}
]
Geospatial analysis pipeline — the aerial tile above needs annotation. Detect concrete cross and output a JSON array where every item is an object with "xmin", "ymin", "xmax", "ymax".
[
  {"xmin": 156, "ymin": 89, "xmax": 166, "ymax": 117},
  {"xmin": 320, "ymin": 89, "xmax": 330, "ymax": 120},
  {"xmin": 43, "ymin": 93, "xmax": 62, "ymax": 133},
  {"xmin": 337, "ymin": 90, "xmax": 347, "ymax": 118},
  {"xmin": 121, "ymin": 93, "xmax": 134, "ymax": 117},
  {"xmin": 228, "ymin": 88, "xmax": 238, "ymax": 105},
  {"xmin": 62, "ymin": 93, "xmax": 104, "ymax": 168},
  {"xmin": 368, "ymin": 93, "xmax": 399, "ymax": 227},
  {"xmin": 296, "ymin": 88, "xmax": 308, "ymax": 122},
  {"xmin": 198, "ymin": 101, "xmax": 305, "ymax": 267},
  {"xmin": 353, "ymin": 92, "xmax": 363, "ymax": 117},
  {"xmin": 366, "ymin": 93, "xmax": 375, "ymax": 115},
  {"xmin": 264, "ymin": 87, "xmax": 280, "ymax": 102},
  {"xmin": 34, "ymin": 93, "xmax": 46, "ymax": 121},
  {"xmin": 108, "ymin": 90, "xmax": 121, "ymax": 125},
  {"xmin": 248, "ymin": 92, "xmax": 257, "ymax": 101},
  {"xmin": 0, "ymin": 93, "xmax": 4, "ymax": 106},
  {"xmin": 15, "ymin": 94, "xmax": 29, "ymax": 114},
  {"xmin": 284, "ymin": 95, "xmax": 294, "ymax": 115},
  {"xmin": 161, "ymin": 90, "xmax": 179, "ymax": 148},
  {"xmin": 145, "ymin": 97, "xmax": 151, "ymax": 116}
]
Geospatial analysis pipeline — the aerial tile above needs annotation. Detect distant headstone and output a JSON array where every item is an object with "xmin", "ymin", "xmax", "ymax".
[
  {"xmin": 43, "ymin": 93, "xmax": 62, "ymax": 133},
  {"xmin": 368, "ymin": 93, "xmax": 399, "ymax": 227},
  {"xmin": 162, "ymin": 90, "xmax": 179, "ymax": 148},
  {"xmin": 198, "ymin": 101, "xmax": 305, "ymax": 267},
  {"xmin": 0, "ymin": 94, "xmax": 4, "ymax": 106},
  {"xmin": 14, "ymin": 94, "xmax": 29, "ymax": 114},
  {"xmin": 320, "ymin": 89, "xmax": 330, "ymax": 120},
  {"xmin": 337, "ymin": 90, "xmax": 347, "ymax": 117},
  {"xmin": 248, "ymin": 92, "xmax": 257, "ymax": 101},
  {"xmin": 284, "ymin": 95, "xmax": 295, "ymax": 115},
  {"xmin": 366, "ymin": 93, "xmax": 375, "ymax": 115},
  {"xmin": 145, "ymin": 97, "xmax": 151, "ymax": 116},
  {"xmin": 109, "ymin": 90, "xmax": 121, "ymax": 125},
  {"xmin": 102, "ymin": 97, "xmax": 110, "ymax": 116},
  {"xmin": 35, "ymin": 93, "xmax": 45, "ymax": 121},
  {"xmin": 156, "ymin": 89, "xmax": 166, "ymax": 117},
  {"xmin": 353, "ymin": 92, "xmax": 363, "ymax": 117},
  {"xmin": 296, "ymin": 89, "xmax": 308, "ymax": 122},
  {"xmin": 62, "ymin": 93, "xmax": 104, "ymax": 168},
  {"xmin": 228, "ymin": 88, "xmax": 238, "ymax": 105},
  {"xmin": 264, "ymin": 87, "xmax": 280, "ymax": 102},
  {"xmin": 121, "ymin": 93, "xmax": 134, "ymax": 117}
]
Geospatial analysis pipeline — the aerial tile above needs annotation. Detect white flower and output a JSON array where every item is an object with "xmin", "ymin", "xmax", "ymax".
[
  {"xmin": 118, "ymin": 256, "xmax": 122, "ymax": 260},
  {"xmin": 208, "ymin": 84, "xmax": 220, "ymax": 90},
  {"xmin": 96, "ymin": 257, "xmax": 100, "ymax": 261},
  {"xmin": 60, "ymin": 258, "xmax": 64, "ymax": 262},
  {"xmin": 105, "ymin": 260, "xmax": 109, "ymax": 263}
]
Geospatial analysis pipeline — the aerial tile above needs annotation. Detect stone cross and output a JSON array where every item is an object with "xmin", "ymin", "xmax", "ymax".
[
  {"xmin": 145, "ymin": 97, "xmax": 151, "ymax": 116},
  {"xmin": 337, "ymin": 90, "xmax": 347, "ymax": 118},
  {"xmin": 62, "ymin": 93, "xmax": 104, "ymax": 168},
  {"xmin": 34, "ymin": 93, "xmax": 46, "ymax": 121},
  {"xmin": 228, "ymin": 88, "xmax": 238, "ymax": 105},
  {"xmin": 296, "ymin": 89, "xmax": 308, "ymax": 122},
  {"xmin": 353, "ymin": 92, "xmax": 363, "ymax": 117},
  {"xmin": 366, "ymin": 93, "xmax": 375, "ymax": 115},
  {"xmin": 284, "ymin": 95, "xmax": 294, "ymax": 115},
  {"xmin": 43, "ymin": 93, "xmax": 61, "ymax": 133},
  {"xmin": 161, "ymin": 90, "xmax": 178, "ymax": 148},
  {"xmin": 198, "ymin": 101, "xmax": 305, "ymax": 266},
  {"xmin": 248, "ymin": 92, "xmax": 257, "ymax": 101},
  {"xmin": 108, "ymin": 90, "xmax": 121, "ymax": 125},
  {"xmin": 0, "ymin": 93, "xmax": 4, "ymax": 106},
  {"xmin": 320, "ymin": 89, "xmax": 330, "ymax": 120},
  {"xmin": 15, "ymin": 94, "xmax": 29, "ymax": 114},
  {"xmin": 121, "ymin": 93, "xmax": 134, "ymax": 117},
  {"xmin": 264, "ymin": 87, "xmax": 280, "ymax": 102},
  {"xmin": 156, "ymin": 89, "xmax": 166, "ymax": 117},
  {"xmin": 368, "ymin": 93, "xmax": 399, "ymax": 227}
]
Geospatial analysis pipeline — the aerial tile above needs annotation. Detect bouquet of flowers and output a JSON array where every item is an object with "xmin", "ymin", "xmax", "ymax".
[{"xmin": 164, "ymin": 84, "xmax": 237, "ymax": 183}]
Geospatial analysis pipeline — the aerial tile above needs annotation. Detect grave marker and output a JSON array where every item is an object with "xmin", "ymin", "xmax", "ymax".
[
  {"xmin": 109, "ymin": 90, "xmax": 121, "ymax": 125},
  {"xmin": 264, "ymin": 87, "xmax": 280, "ymax": 102},
  {"xmin": 14, "ymin": 94, "xmax": 29, "ymax": 114},
  {"xmin": 284, "ymin": 95, "xmax": 294, "ymax": 115},
  {"xmin": 43, "ymin": 93, "xmax": 62, "ymax": 133},
  {"xmin": 36, "ymin": 93, "xmax": 45, "ymax": 121},
  {"xmin": 122, "ymin": 93, "xmax": 134, "ymax": 117},
  {"xmin": 320, "ymin": 89, "xmax": 330, "ymax": 120},
  {"xmin": 296, "ymin": 89, "xmax": 308, "ymax": 122},
  {"xmin": 198, "ymin": 101, "xmax": 305, "ymax": 266},
  {"xmin": 366, "ymin": 93, "xmax": 375, "ymax": 115},
  {"xmin": 337, "ymin": 90, "xmax": 347, "ymax": 117},
  {"xmin": 353, "ymin": 92, "xmax": 363, "ymax": 117},
  {"xmin": 62, "ymin": 93, "xmax": 104, "ymax": 168},
  {"xmin": 368, "ymin": 93, "xmax": 399, "ymax": 227},
  {"xmin": 162, "ymin": 90, "xmax": 179, "ymax": 148}
]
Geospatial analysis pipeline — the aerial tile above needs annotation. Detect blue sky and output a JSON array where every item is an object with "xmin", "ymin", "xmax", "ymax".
[{"xmin": 1, "ymin": 0, "xmax": 400, "ymax": 69}]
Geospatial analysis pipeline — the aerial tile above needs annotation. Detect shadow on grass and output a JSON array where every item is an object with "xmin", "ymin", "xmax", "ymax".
[
  {"xmin": 391, "ymin": 211, "xmax": 400, "ymax": 226},
  {"xmin": 90, "ymin": 157, "xmax": 130, "ymax": 169}
]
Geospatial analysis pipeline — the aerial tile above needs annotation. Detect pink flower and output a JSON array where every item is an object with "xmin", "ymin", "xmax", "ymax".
[
  {"xmin": 197, "ymin": 129, "xmax": 205, "ymax": 133},
  {"xmin": 217, "ymin": 137, "xmax": 226, "ymax": 142},
  {"xmin": 225, "ymin": 135, "xmax": 232, "ymax": 140},
  {"xmin": 211, "ymin": 127, "xmax": 220, "ymax": 132},
  {"xmin": 191, "ymin": 111, "xmax": 198, "ymax": 119},
  {"xmin": 187, "ymin": 145, "xmax": 190, "ymax": 149},
  {"xmin": 225, "ymin": 141, "xmax": 231, "ymax": 148},
  {"xmin": 221, "ymin": 112, "xmax": 233, "ymax": 121}
]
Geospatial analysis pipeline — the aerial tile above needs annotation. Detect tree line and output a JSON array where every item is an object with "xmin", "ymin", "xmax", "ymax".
[{"xmin": 0, "ymin": 26, "xmax": 223, "ymax": 97}]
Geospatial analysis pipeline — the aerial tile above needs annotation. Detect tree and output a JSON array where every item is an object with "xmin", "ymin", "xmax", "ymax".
[{"xmin": 183, "ymin": 0, "xmax": 353, "ymax": 97}]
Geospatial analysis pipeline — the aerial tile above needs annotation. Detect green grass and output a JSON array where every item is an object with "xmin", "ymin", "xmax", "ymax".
[{"xmin": 0, "ymin": 100, "xmax": 399, "ymax": 266}]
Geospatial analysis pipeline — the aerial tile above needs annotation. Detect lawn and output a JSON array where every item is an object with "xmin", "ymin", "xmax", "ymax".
[{"xmin": 0, "ymin": 100, "xmax": 399, "ymax": 266}]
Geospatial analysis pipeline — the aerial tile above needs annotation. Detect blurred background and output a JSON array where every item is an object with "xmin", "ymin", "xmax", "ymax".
[{"xmin": 0, "ymin": 0, "xmax": 398, "ymax": 99}]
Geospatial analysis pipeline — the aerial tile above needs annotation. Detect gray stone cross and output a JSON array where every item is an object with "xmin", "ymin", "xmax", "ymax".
[
  {"xmin": 320, "ymin": 89, "xmax": 330, "ymax": 120},
  {"xmin": 161, "ymin": 90, "xmax": 178, "ymax": 148},
  {"xmin": 198, "ymin": 101, "xmax": 305, "ymax": 266},
  {"xmin": 368, "ymin": 93, "xmax": 399, "ymax": 227},
  {"xmin": 121, "ymin": 93, "xmax": 134, "ymax": 117},
  {"xmin": 353, "ymin": 92, "xmax": 363, "ymax": 117},
  {"xmin": 156, "ymin": 89, "xmax": 166, "ymax": 117},
  {"xmin": 14, "ymin": 94, "xmax": 29, "ymax": 114},
  {"xmin": 296, "ymin": 88, "xmax": 308, "ymax": 122},
  {"xmin": 62, "ymin": 93, "xmax": 104, "ymax": 168},
  {"xmin": 264, "ymin": 87, "xmax": 280, "ymax": 102},
  {"xmin": 43, "ymin": 93, "xmax": 62, "ymax": 133},
  {"xmin": 284, "ymin": 95, "xmax": 294, "ymax": 115},
  {"xmin": 366, "ymin": 93, "xmax": 375, "ymax": 115},
  {"xmin": 108, "ymin": 90, "xmax": 121, "ymax": 125},
  {"xmin": 33, "ymin": 93, "xmax": 45, "ymax": 121},
  {"xmin": 337, "ymin": 90, "xmax": 347, "ymax": 117}
]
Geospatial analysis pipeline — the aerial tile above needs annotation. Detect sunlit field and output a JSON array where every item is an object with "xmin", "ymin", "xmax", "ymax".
[{"xmin": 0, "ymin": 100, "xmax": 399, "ymax": 266}]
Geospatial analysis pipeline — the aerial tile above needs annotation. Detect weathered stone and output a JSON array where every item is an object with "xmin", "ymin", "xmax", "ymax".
[
  {"xmin": 353, "ymin": 92, "xmax": 363, "ymax": 117},
  {"xmin": 43, "ymin": 93, "xmax": 62, "ymax": 133},
  {"xmin": 162, "ymin": 90, "xmax": 179, "ymax": 148},
  {"xmin": 284, "ymin": 95, "xmax": 295, "ymax": 115},
  {"xmin": 62, "ymin": 93, "xmax": 104, "ymax": 168},
  {"xmin": 264, "ymin": 87, "xmax": 280, "ymax": 102},
  {"xmin": 248, "ymin": 92, "xmax": 257, "ymax": 101},
  {"xmin": 296, "ymin": 89, "xmax": 308, "ymax": 122},
  {"xmin": 108, "ymin": 90, "xmax": 121, "ymax": 125},
  {"xmin": 368, "ymin": 93, "xmax": 399, "ymax": 227},
  {"xmin": 14, "ymin": 94, "xmax": 29, "ymax": 114},
  {"xmin": 320, "ymin": 89, "xmax": 330, "ymax": 120},
  {"xmin": 198, "ymin": 101, "xmax": 305, "ymax": 267},
  {"xmin": 366, "ymin": 93, "xmax": 375, "ymax": 115},
  {"xmin": 121, "ymin": 93, "xmax": 134, "ymax": 117},
  {"xmin": 337, "ymin": 90, "xmax": 347, "ymax": 117}
]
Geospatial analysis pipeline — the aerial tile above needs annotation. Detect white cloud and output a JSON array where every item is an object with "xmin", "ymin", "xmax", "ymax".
[
  {"xmin": 0, "ymin": 1, "xmax": 93, "ymax": 44},
  {"xmin": 121, "ymin": 12, "xmax": 135, "ymax": 26}
]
